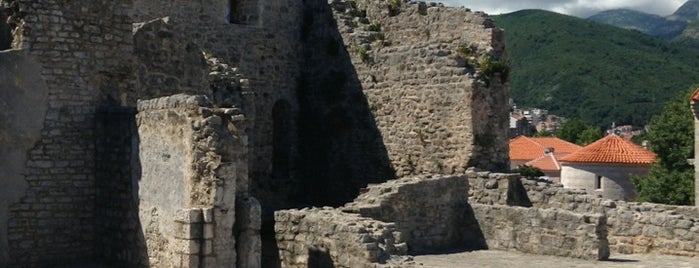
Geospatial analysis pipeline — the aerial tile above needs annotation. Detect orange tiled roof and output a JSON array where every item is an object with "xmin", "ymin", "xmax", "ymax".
[
  {"xmin": 525, "ymin": 153, "xmax": 560, "ymax": 171},
  {"xmin": 691, "ymin": 88, "xmax": 699, "ymax": 102},
  {"xmin": 559, "ymin": 134, "xmax": 656, "ymax": 165},
  {"xmin": 509, "ymin": 136, "xmax": 582, "ymax": 161}
]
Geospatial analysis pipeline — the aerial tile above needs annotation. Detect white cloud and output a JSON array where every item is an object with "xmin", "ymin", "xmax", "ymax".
[{"xmin": 439, "ymin": 0, "xmax": 687, "ymax": 17}]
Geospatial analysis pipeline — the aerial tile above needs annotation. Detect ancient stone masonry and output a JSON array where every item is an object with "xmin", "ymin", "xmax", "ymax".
[
  {"xmin": 471, "ymin": 169, "xmax": 699, "ymax": 257},
  {"xmin": 342, "ymin": 175, "xmax": 483, "ymax": 253},
  {"xmin": 275, "ymin": 208, "xmax": 407, "ymax": 268},
  {"xmin": 0, "ymin": 0, "xmax": 513, "ymax": 266},
  {"xmin": 2, "ymin": 0, "xmax": 133, "ymax": 266},
  {"xmin": 275, "ymin": 174, "xmax": 613, "ymax": 266},
  {"xmin": 136, "ymin": 94, "xmax": 248, "ymax": 267},
  {"xmin": 471, "ymin": 204, "xmax": 609, "ymax": 260},
  {"xmin": 332, "ymin": 0, "xmax": 510, "ymax": 175}
]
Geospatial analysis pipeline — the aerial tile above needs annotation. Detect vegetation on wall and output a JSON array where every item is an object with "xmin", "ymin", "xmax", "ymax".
[
  {"xmin": 633, "ymin": 87, "xmax": 695, "ymax": 205},
  {"xmin": 494, "ymin": 10, "xmax": 699, "ymax": 128}
]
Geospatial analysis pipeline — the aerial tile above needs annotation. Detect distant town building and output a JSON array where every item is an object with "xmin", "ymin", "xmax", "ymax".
[
  {"xmin": 606, "ymin": 123, "xmax": 642, "ymax": 140},
  {"xmin": 560, "ymin": 134, "xmax": 656, "ymax": 201},
  {"xmin": 509, "ymin": 113, "xmax": 532, "ymax": 138},
  {"xmin": 509, "ymin": 136, "xmax": 582, "ymax": 182}
]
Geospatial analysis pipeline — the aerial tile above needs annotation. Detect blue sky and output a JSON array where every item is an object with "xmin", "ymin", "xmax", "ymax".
[{"xmin": 438, "ymin": 0, "xmax": 687, "ymax": 18}]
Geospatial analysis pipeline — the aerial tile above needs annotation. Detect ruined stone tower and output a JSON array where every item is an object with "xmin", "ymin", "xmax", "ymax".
[{"xmin": 0, "ymin": 0, "xmax": 509, "ymax": 267}]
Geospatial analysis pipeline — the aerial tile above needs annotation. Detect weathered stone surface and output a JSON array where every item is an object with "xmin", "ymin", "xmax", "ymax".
[
  {"xmin": 343, "ymin": 175, "xmax": 483, "ymax": 253},
  {"xmin": 275, "ymin": 207, "xmax": 405, "ymax": 268},
  {"xmin": 472, "ymin": 204, "xmax": 609, "ymax": 260},
  {"xmin": 137, "ymin": 94, "xmax": 243, "ymax": 267},
  {"xmin": 0, "ymin": 50, "xmax": 48, "ymax": 266},
  {"xmin": 471, "ymin": 170, "xmax": 699, "ymax": 258}
]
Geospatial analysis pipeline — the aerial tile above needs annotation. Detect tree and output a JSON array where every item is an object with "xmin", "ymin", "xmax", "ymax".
[
  {"xmin": 533, "ymin": 129, "xmax": 554, "ymax": 137},
  {"xmin": 577, "ymin": 126, "xmax": 603, "ymax": 146},
  {"xmin": 517, "ymin": 164, "xmax": 544, "ymax": 178},
  {"xmin": 632, "ymin": 86, "xmax": 696, "ymax": 205},
  {"xmin": 556, "ymin": 118, "xmax": 587, "ymax": 143},
  {"xmin": 556, "ymin": 119, "xmax": 602, "ymax": 145}
]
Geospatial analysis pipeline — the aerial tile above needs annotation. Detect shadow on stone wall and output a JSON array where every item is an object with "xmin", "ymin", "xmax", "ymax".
[
  {"xmin": 95, "ymin": 106, "xmax": 148, "ymax": 267},
  {"xmin": 307, "ymin": 248, "xmax": 335, "ymax": 268},
  {"xmin": 460, "ymin": 203, "xmax": 489, "ymax": 252},
  {"xmin": 295, "ymin": 0, "xmax": 394, "ymax": 208}
]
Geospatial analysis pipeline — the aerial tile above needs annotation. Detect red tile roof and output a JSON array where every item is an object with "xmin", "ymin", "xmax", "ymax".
[
  {"xmin": 559, "ymin": 134, "xmax": 656, "ymax": 165},
  {"xmin": 525, "ymin": 153, "xmax": 560, "ymax": 171},
  {"xmin": 691, "ymin": 88, "xmax": 699, "ymax": 102},
  {"xmin": 509, "ymin": 136, "xmax": 582, "ymax": 161}
]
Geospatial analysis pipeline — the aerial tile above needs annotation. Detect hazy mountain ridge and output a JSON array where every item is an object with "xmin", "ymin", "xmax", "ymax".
[{"xmin": 588, "ymin": 0, "xmax": 699, "ymax": 40}]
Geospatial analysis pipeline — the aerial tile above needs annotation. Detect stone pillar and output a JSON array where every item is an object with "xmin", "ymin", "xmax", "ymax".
[
  {"xmin": 236, "ymin": 197, "xmax": 262, "ymax": 268},
  {"xmin": 136, "ymin": 94, "xmax": 252, "ymax": 267},
  {"xmin": 692, "ymin": 94, "xmax": 699, "ymax": 207}
]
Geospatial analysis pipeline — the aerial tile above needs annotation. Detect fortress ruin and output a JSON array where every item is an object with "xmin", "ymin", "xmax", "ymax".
[{"xmin": 3, "ymin": 0, "xmax": 697, "ymax": 267}]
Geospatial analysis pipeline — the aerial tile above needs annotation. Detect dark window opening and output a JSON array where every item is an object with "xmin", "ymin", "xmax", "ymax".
[
  {"xmin": 595, "ymin": 175, "xmax": 602, "ymax": 190},
  {"xmin": 227, "ymin": 0, "xmax": 238, "ymax": 24},
  {"xmin": 0, "ymin": 10, "xmax": 12, "ymax": 50},
  {"xmin": 227, "ymin": 0, "xmax": 259, "ymax": 25}
]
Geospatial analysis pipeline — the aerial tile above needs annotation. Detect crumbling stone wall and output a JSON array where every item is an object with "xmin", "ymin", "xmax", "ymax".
[
  {"xmin": 0, "ymin": 50, "xmax": 49, "ymax": 267},
  {"xmin": 132, "ymin": 0, "xmax": 304, "ymax": 212},
  {"xmin": 472, "ymin": 171, "xmax": 699, "ymax": 257},
  {"xmin": 276, "ymin": 173, "xmax": 615, "ymax": 266},
  {"xmin": 275, "ymin": 208, "xmax": 406, "ymax": 268},
  {"xmin": 332, "ymin": 0, "xmax": 510, "ymax": 176},
  {"xmin": 136, "ymin": 94, "xmax": 247, "ymax": 267},
  {"xmin": 343, "ymin": 175, "xmax": 484, "ymax": 253},
  {"xmin": 2, "ymin": 0, "xmax": 133, "ymax": 266},
  {"xmin": 526, "ymin": 183, "xmax": 699, "ymax": 257},
  {"xmin": 471, "ymin": 204, "xmax": 609, "ymax": 260}
]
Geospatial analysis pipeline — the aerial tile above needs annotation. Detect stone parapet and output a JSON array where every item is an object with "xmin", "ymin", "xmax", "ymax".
[
  {"xmin": 472, "ymin": 204, "xmax": 609, "ymax": 260},
  {"xmin": 473, "ymin": 170, "xmax": 699, "ymax": 257}
]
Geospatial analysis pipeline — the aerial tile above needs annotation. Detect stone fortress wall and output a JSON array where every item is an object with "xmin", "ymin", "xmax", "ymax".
[
  {"xmin": 0, "ymin": 0, "xmax": 511, "ymax": 267},
  {"xmin": 275, "ymin": 169, "xmax": 699, "ymax": 267},
  {"xmin": 274, "ymin": 174, "xmax": 611, "ymax": 267},
  {"xmin": 470, "ymin": 170, "xmax": 699, "ymax": 257}
]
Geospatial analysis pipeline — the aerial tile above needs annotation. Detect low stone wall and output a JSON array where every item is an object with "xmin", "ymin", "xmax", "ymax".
[
  {"xmin": 471, "ymin": 169, "xmax": 699, "ymax": 257},
  {"xmin": 467, "ymin": 169, "xmax": 532, "ymax": 206},
  {"xmin": 471, "ymin": 204, "xmax": 609, "ymax": 260},
  {"xmin": 274, "ymin": 208, "xmax": 406, "ymax": 268},
  {"xmin": 343, "ymin": 175, "xmax": 486, "ymax": 253}
]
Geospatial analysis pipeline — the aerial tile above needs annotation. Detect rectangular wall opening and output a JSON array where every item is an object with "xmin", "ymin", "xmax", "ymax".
[
  {"xmin": 595, "ymin": 175, "xmax": 602, "ymax": 190},
  {"xmin": 0, "ymin": 10, "xmax": 13, "ymax": 50}
]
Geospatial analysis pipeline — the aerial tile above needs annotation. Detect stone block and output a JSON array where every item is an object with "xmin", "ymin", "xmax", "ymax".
[
  {"xmin": 179, "ymin": 254, "xmax": 199, "ymax": 268},
  {"xmin": 176, "ymin": 208, "xmax": 203, "ymax": 223},
  {"xmin": 204, "ymin": 223, "xmax": 214, "ymax": 239}
]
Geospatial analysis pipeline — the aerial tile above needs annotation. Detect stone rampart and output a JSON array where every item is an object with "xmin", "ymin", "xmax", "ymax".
[
  {"xmin": 470, "ymin": 169, "xmax": 699, "ymax": 258},
  {"xmin": 471, "ymin": 204, "xmax": 609, "ymax": 260},
  {"xmin": 274, "ymin": 208, "xmax": 406, "ymax": 268},
  {"xmin": 276, "ymin": 174, "xmax": 615, "ymax": 266}
]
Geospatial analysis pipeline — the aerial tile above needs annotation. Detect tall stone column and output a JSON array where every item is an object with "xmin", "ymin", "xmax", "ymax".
[{"xmin": 691, "ymin": 89, "xmax": 699, "ymax": 207}]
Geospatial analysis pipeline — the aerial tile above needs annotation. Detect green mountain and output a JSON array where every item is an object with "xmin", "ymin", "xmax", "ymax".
[
  {"xmin": 493, "ymin": 10, "xmax": 699, "ymax": 127},
  {"xmin": 588, "ymin": 9, "xmax": 685, "ymax": 40}
]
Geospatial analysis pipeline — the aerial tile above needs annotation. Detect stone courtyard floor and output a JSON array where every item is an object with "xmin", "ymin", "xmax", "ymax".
[{"xmin": 412, "ymin": 250, "xmax": 699, "ymax": 267}]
